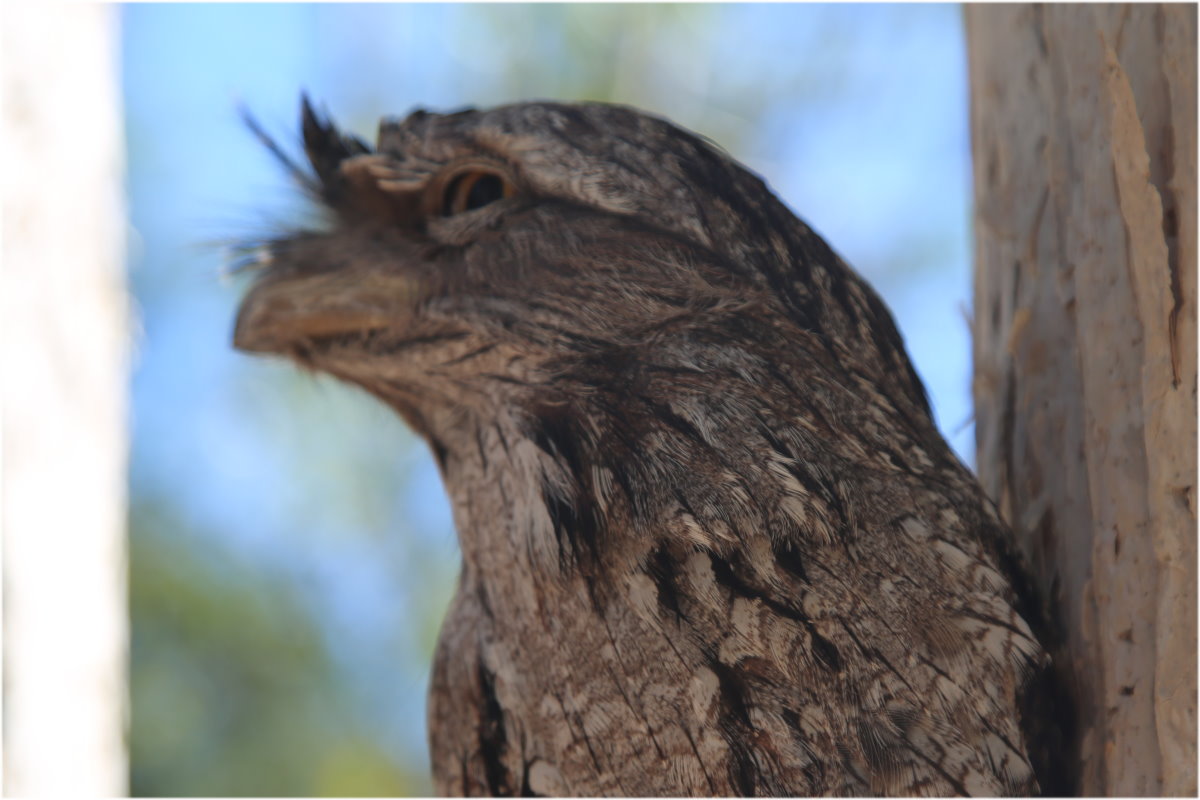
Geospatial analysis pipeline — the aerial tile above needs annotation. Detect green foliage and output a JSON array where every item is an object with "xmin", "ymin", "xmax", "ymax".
[{"xmin": 129, "ymin": 501, "xmax": 429, "ymax": 796}]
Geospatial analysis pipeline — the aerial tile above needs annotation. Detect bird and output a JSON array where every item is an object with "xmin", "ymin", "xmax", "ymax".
[{"xmin": 234, "ymin": 98, "xmax": 1068, "ymax": 796}]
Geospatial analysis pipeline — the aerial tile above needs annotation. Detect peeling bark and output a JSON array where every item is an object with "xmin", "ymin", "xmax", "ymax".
[{"xmin": 967, "ymin": 4, "xmax": 1196, "ymax": 795}]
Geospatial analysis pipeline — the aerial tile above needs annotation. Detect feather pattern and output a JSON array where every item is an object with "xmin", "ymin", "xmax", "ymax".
[{"xmin": 234, "ymin": 99, "xmax": 1069, "ymax": 796}]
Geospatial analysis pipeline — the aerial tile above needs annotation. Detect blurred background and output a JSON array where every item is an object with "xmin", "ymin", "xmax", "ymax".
[{"xmin": 122, "ymin": 4, "xmax": 973, "ymax": 795}]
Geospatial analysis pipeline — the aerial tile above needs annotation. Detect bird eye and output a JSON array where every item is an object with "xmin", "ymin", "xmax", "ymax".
[{"xmin": 441, "ymin": 169, "xmax": 514, "ymax": 216}]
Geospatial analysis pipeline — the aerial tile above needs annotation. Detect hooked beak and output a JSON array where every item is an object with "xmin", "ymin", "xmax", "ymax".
[{"xmin": 233, "ymin": 267, "xmax": 422, "ymax": 356}]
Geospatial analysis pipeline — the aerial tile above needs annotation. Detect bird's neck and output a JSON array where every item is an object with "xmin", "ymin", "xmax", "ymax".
[{"xmin": 427, "ymin": 324, "xmax": 949, "ymax": 609}]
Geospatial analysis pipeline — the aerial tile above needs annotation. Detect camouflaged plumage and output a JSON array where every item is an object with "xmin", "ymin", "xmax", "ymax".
[{"xmin": 235, "ymin": 98, "xmax": 1067, "ymax": 796}]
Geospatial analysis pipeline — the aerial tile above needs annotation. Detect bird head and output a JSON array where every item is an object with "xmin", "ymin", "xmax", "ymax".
[
  {"xmin": 239, "ymin": 100, "xmax": 781, "ymax": 431},
  {"xmin": 235, "ymin": 98, "xmax": 930, "ymax": 505}
]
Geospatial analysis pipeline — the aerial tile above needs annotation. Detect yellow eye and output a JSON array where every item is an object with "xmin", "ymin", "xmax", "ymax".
[{"xmin": 441, "ymin": 169, "xmax": 514, "ymax": 216}]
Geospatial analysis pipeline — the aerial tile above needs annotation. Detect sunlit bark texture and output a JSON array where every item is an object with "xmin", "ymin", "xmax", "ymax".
[
  {"xmin": 2, "ymin": 5, "xmax": 128, "ymax": 795},
  {"xmin": 967, "ymin": 4, "xmax": 1196, "ymax": 796}
]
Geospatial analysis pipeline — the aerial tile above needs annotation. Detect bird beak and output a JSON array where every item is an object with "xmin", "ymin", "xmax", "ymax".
[{"xmin": 233, "ymin": 268, "xmax": 421, "ymax": 356}]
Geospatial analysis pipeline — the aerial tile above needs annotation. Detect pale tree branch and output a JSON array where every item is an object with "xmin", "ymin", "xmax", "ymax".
[{"xmin": 2, "ymin": 4, "xmax": 129, "ymax": 794}]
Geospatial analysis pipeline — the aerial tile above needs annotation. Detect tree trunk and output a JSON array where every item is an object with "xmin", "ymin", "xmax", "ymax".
[
  {"xmin": 1, "ymin": 5, "xmax": 129, "ymax": 794},
  {"xmin": 967, "ymin": 4, "xmax": 1196, "ymax": 796}
]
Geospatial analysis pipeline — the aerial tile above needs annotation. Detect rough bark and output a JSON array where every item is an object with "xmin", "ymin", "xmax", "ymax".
[
  {"xmin": 1, "ymin": 5, "xmax": 129, "ymax": 795},
  {"xmin": 967, "ymin": 4, "xmax": 1197, "ymax": 796}
]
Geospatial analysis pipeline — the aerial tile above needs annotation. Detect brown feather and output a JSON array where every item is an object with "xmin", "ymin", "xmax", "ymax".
[{"xmin": 235, "ymin": 99, "xmax": 1068, "ymax": 796}]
